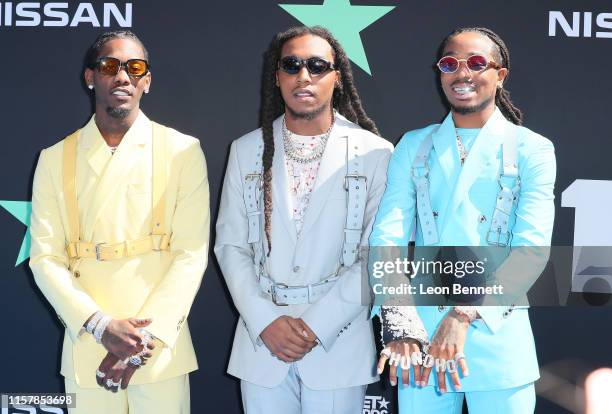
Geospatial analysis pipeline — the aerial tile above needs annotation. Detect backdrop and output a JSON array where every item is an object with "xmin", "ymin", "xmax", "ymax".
[{"xmin": 1, "ymin": 1, "xmax": 611, "ymax": 413}]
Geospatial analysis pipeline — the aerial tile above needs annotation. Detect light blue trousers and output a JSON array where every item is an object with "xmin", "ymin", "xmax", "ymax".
[
  {"xmin": 241, "ymin": 364, "xmax": 367, "ymax": 414},
  {"xmin": 398, "ymin": 383, "xmax": 535, "ymax": 414}
]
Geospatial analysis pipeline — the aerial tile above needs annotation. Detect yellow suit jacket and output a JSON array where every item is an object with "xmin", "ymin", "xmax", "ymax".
[{"xmin": 29, "ymin": 111, "xmax": 209, "ymax": 387}]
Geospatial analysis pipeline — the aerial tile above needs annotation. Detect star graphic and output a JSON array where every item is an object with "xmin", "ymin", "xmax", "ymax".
[
  {"xmin": 279, "ymin": 0, "xmax": 395, "ymax": 75},
  {"xmin": 378, "ymin": 397, "xmax": 390, "ymax": 409},
  {"xmin": 0, "ymin": 200, "xmax": 32, "ymax": 266}
]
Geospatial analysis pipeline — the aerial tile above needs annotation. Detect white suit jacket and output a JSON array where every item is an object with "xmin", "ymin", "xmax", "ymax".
[{"xmin": 215, "ymin": 114, "xmax": 393, "ymax": 389}]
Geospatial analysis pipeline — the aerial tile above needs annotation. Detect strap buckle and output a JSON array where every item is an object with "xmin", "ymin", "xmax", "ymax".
[
  {"xmin": 411, "ymin": 165, "xmax": 430, "ymax": 179},
  {"xmin": 271, "ymin": 283, "xmax": 289, "ymax": 306},
  {"xmin": 245, "ymin": 173, "xmax": 262, "ymax": 189},
  {"xmin": 487, "ymin": 227, "xmax": 511, "ymax": 247},
  {"xmin": 343, "ymin": 174, "xmax": 367, "ymax": 191},
  {"xmin": 95, "ymin": 242, "xmax": 107, "ymax": 261}
]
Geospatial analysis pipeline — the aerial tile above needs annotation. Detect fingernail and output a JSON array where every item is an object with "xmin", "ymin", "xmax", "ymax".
[
  {"xmin": 390, "ymin": 380, "xmax": 396, "ymax": 386},
  {"xmin": 377, "ymin": 367, "xmax": 383, "ymax": 375},
  {"xmin": 302, "ymin": 330, "xmax": 308, "ymax": 337},
  {"xmin": 455, "ymin": 385, "xmax": 461, "ymax": 391}
]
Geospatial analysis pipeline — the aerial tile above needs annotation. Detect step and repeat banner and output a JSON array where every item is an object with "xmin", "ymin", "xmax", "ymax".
[{"xmin": 1, "ymin": 1, "xmax": 611, "ymax": 413}]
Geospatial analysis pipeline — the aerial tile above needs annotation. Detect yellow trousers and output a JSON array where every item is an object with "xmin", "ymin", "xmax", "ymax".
[{"xmin": 65, "ymin": 374, "xmax": 190, "ymax": 414}]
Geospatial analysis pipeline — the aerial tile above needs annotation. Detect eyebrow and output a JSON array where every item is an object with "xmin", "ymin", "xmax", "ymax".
[{"xmin": 443, "ymin": 51, "xmax": 487, "ymax": 57}]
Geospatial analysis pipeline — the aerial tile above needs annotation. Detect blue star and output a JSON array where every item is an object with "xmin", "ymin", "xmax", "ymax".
[{"xmin": 0, "ymin": 200, "xmax": 32, "ymax": 266}]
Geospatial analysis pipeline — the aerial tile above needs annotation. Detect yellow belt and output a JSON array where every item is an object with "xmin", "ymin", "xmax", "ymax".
[{"xmin": 66, "ymin": 234, "xmax": 170, "ymax": 261}]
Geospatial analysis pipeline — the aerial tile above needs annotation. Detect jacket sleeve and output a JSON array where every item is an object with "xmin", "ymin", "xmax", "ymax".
[
  {"xmin": 477, "ymin": 136, "xmax": 556, "ymax": 333},
  {"xmin": 367, "ymin": 134, "xmax": 430, "ymax": 345},
  {"xmin": 300, "ymin": 143, "xmax": 393, "ymax": 351},
  {"xmin": 136, "ymin": 140, "xmax": 210, "ymax": 348},
  {"xmin": 29, "ymin": 148, "xmax": 100, "ymax": 342},
  {"xmin": 214, "ymin": 141, "xmax": 285, "ymax": 349}
]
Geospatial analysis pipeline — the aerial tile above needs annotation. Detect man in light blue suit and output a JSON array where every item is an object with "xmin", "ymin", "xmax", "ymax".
[{"xmin": 370, "ymin": 27, "xmax": 556, "ymax": 413}]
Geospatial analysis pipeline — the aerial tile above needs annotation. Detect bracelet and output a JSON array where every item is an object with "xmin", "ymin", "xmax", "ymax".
[
  {"xmin": 86, "ymin": 311, "xmax": 104, "ymax": 334},
  {"xmin": 93, "ymin": 316, "xmax": 112, "ymax": 343},
  {"xmin": 453, "ymin": 306, "xmax": 479, "ymax": 323}
]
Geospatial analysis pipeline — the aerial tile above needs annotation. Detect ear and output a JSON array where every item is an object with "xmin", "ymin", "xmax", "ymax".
[
  {"xmin": 275, "ymin": 71, "xmax": 279, "ymax": 87},
  {"xmin": 143, "ymin": 72, "xmax": 152, "ymax": 93},
  {"xmin": 84, "ymin": 68, "xmax": 94, "ymax": 89},
  {"xmin": 497, "ymin": 67, "xmax": 508, "ymax": 89}
]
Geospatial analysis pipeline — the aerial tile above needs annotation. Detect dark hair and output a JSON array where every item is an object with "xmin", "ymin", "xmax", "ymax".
[
  {"xmin": 84, "ymin": 30, "xmax": 149, "ymax": 69},
  {"xmin": 438, "ymin": 27, "xmax": 523, "ymax": 125},
  {"xmin": 259, "ymin": 25, "xmax": 379, "ymax": 254}
]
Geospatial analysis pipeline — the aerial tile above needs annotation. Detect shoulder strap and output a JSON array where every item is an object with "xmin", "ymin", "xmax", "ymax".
[
  {"xmin": 487, "ymin": 128, "xmax": 520, "ymax": 246},
  {"xmin": 240, "ymin": 139, "xmax": 264, "ymax": 269},
  {"xmin": 342, "ymin": 134, "xmax": 367, "ymax": 266},
  {"xmin": 151, "ymin": 122, "xmax": 167, "ymax": 237},
  {"xmin": 411, "ymin": 134, "xmax": 439, "ymax": 245},
  {"xmin": 62, "ymin": 130, "xmax": 81, "ymax": 245}
]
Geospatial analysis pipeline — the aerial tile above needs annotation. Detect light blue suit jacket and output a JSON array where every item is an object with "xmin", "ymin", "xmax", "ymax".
[{"xmin": 370, "ymin": 108, "xmax": 556, "ymax": 391}]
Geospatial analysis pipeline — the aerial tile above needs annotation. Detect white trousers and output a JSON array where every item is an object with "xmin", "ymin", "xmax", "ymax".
[
  {"xmin": 65, "ymin": 374, "xmax": 190, "ymax": 414},
  {"xmin": 241, "ymin": 364, "xmax": 367, "ymax": 414}
]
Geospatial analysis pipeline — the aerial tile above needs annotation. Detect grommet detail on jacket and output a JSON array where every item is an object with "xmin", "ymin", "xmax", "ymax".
[
  {"xmin": 479, "ymin": 214, "xmax": 487, "ymax": 223},
  {"xmin": 438, "ymin": 305, "xmax": 445, "ymax": 312}
]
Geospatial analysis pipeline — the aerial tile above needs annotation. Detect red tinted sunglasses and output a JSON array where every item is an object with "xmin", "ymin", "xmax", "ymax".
[{"xmin": 437, "ymin": 55, "xmax": 501, "ymax": 73}]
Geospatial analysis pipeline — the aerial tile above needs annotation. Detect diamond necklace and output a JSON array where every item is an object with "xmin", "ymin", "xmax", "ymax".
[
  {"xmin": 282, "ymin": 114, "xmax": 334, "ymax": 164},
  {"xmin": 455, "ymin": 130, "xmax": 468, "ymax": 165}
]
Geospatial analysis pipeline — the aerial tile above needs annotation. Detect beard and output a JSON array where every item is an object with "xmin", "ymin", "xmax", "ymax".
[
  {"xmin": 450, "ymin": 95, "xmax": 494, "ymax": 115},
  {"xmin": 285, "ymin": 102, "xmax": 329, "ymax": 121},
  {"xmin": 106, "ymin": 106, "xmax": 130, "ymax": 119}
]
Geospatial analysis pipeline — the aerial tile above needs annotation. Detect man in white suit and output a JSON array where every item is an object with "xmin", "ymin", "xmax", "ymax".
[
  {"xmin": 215, "ymin": 26, "xmax": 392, "ymax": 413},
  {"xmin": 30, "ymin": 31, "xmax": 209, "ymax": 413},
  {"xmin": 371, "ymin": 28, "xmax": 555, "ymax": 413}
]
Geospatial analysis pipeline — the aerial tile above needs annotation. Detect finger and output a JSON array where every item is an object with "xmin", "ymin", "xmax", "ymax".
[
  {"xmin": 129, "ymin": 318, "xmax": 153, "ymax": 327},
  {"xmin": 421, "ymin": 366, "xmax": 432, "ymax": 387},
  {"xmin": 120, "ymin": 368, "xmax": 136, "ymax": 390},
  {"xmin": 401, "ymin": 343, "xmax": 410, "ymax": 388},
  {"xmin": 377, "ymin": 355, "xmax": 389, "ymax": 375},
  {"xmin": 437, "ymin": 371, "xmax": 447, "ymax": 394},
  {"xmin": 458, "ymin": 357, "xmax": 469, "ymax": 377},
  {"xmin": 389, "ymin": 358, "xmax": 398, "ymax": 387},
  {"xmin": 450, "ymin": 371, "xmax": 461, "ymax": 390},
  {"xmin": 147, "ymin": 341, "xmax": 156, "ymax": 351}
]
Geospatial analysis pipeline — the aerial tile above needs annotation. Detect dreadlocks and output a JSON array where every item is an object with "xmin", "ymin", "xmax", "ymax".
[
  {"xmin": 438, "ymin": 27, "xmax": 523, "ymax": 125},
  {"xmin": 259, "ymin": 25, "xmax": 379, "ymax": 254}
]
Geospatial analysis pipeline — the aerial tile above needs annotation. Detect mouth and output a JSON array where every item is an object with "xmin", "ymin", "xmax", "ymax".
[
  {"xmin": 110, "ymin": 88, "xmax": 132, "ymax": 99},
  {"xmin": 450, "ymin": 82, "xmax": 476, "ymax": 100},
  {"xmin": 293, "ymin": 89, "xmax": 315, "ymax": 102}
]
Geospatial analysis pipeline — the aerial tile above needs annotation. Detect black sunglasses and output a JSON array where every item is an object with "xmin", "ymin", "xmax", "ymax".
[
  {"xmin": 94, "ymin": 57, "xmax": 150, "ymax": 78},
  {"xmin": 278, "ymin": 56, "xmax": 336, "ymax": 76}
]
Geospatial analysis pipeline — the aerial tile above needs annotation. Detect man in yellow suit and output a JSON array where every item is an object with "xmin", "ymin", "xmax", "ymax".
[{"xmin": 29, "ymin": 30, "xmax": 209, "ymax": 414}]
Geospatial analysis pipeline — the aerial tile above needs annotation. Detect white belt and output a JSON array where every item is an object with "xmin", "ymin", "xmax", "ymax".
[{"xmin": 258, "ymin": 273, "xmax": 339, "ymax": 306}]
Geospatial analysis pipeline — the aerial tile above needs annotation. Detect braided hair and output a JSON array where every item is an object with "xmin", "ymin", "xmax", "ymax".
[
  {"xmin": 259, "ymin": 25, "xmax": 379, "ymax": 254},
  {"xmin": 438, "ymin": 27, "xmax": 523, "ymax": 125}
]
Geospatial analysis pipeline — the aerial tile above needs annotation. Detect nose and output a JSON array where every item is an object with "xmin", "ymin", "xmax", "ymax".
[
  {"xmin": 114, "ymin": 65, "xmax": 131, "ymax": 85},
  {"xmin": 296, "ymin": 65, "xmax": 311, "ymax": 84},
  {"xmin": 456, "ymin": 60, "xmax": 472, "ymax": 77}
]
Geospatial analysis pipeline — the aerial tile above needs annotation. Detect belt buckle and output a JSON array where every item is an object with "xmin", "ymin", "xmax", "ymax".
[
  {"xmin": 343, "ymin": 174, "xmax": 367, "ymax": 191},
  {"xmin": 95, "ymin": 242, "xmax": 107, "ymax": 261},
  {"xmin": 271, "ymin": 283, "xmax": 289, "ymax": 306}
]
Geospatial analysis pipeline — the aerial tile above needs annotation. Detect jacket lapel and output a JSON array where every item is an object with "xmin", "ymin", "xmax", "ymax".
[
  {"xmin": 82, "ymin": 112, "xmax": 151, "ymax": 240},
  {"xmin": 441, "ymin": 109, "xmax": 507, "ymax": 236},
  {"xmin": 271, "ymin": 116, "xmax": 298, "ymax": 244},
  {"xmin": 431, "ymin": 112, "xmax": 461, "ymax": 190},
  {"xmin": 298, "ymin": 115, "xmax": 349, "ymax": 237}
]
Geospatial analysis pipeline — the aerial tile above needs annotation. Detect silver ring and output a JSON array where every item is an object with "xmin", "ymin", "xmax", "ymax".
[
  {"xmin": 380, "ymin": 347, "xmax": 392, "ymax": 358},
  {"xmin": 106, "ymin": 378, "xmax": 121, "ymax": 387},
  {"xmin": 129, "ymin": 355, "xmax": 143, "ymax": 366},
  {"xmin": 96, "ymin": 370, "xmax": 106, "ymax": 378},
  {"xmin": 454, "ymin": 352, "xmax": 466, "ymax": 362}
]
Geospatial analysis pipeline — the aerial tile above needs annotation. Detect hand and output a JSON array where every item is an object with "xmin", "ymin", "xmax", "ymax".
[
  {"xmin": 377, "ymin": 339, "xmax": 422, "ymax": 388},
  {"xmin": 260, "ymin": 316, "xmax": 317, "ymax": 363},
  {"xmin": 96, "ymin": 342, "xmax": 155, "ymax": 392},
  {"xmin": 421, "ymin": 310, "xmax": 470, "ymax": 393},
  {"xmin": 101, "ymin": 318, "xmax": 152, "ymax": 360}
]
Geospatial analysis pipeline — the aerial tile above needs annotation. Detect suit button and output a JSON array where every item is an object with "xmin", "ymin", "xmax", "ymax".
[
  {"xmin": 438, "ymin": 306, "xmax": 445, "ymax": 312},
  {"xmin": 479, "ymin": 214, "xmax": 487, "ymax": 223},
  {"xmin": 74, "ymin": 271, "xmax": 80, "ymax": 278},
  {"xmin": 293, "ymin": 266, "xmax": 300, "ymax": 273}
]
